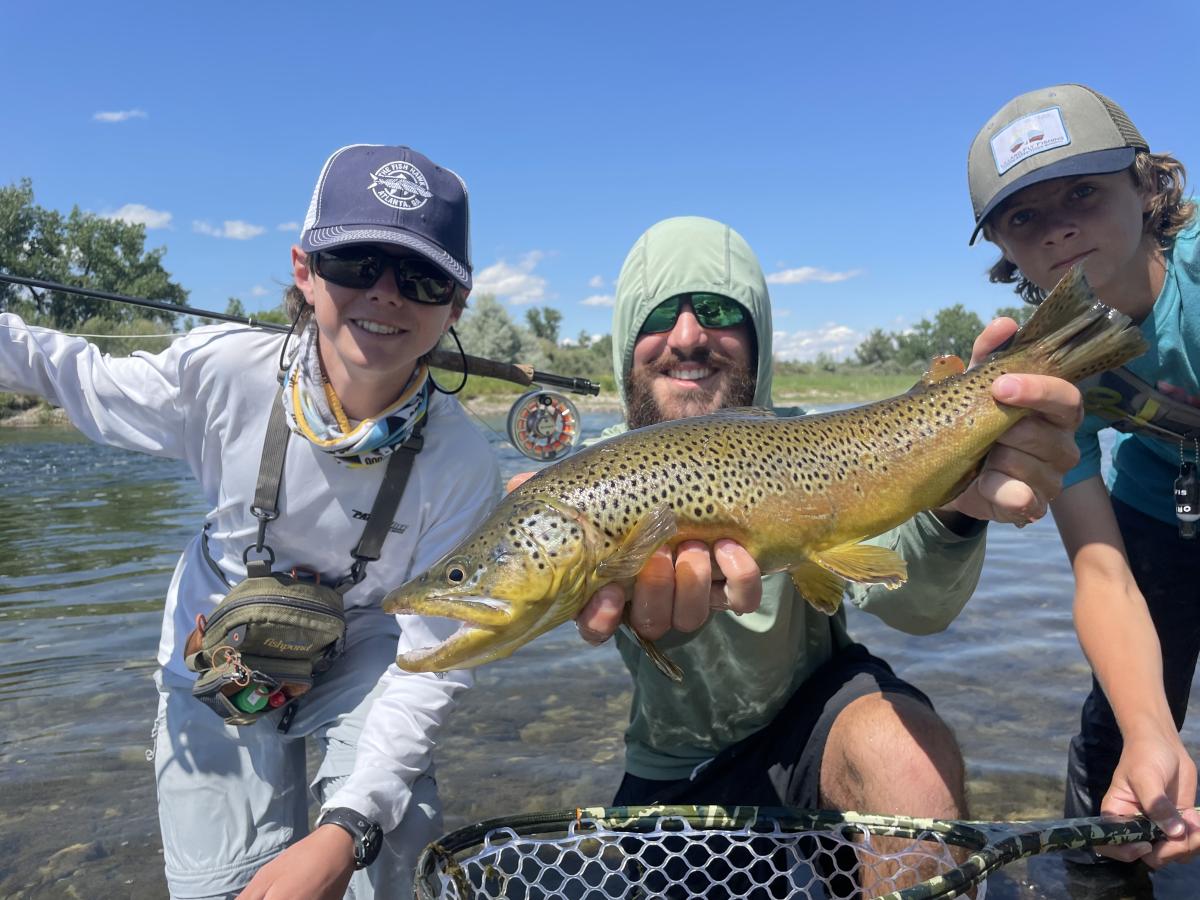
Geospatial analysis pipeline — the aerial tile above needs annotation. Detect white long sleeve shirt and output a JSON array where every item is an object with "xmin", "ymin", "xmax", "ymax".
[{"xmin": 0, "ymin": 314, "xmax": 502, "ymax": 830}]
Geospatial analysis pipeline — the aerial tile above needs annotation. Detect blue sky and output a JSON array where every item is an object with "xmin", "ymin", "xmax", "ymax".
[{"xmin": 4, "ymin": 1, "xmax": 1198, "ymax": 360}]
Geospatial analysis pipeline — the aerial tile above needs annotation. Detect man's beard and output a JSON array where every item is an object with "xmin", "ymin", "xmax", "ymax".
[{"xmin": 625, "ymin": 348, "xmax": 757, "ymax": 430}]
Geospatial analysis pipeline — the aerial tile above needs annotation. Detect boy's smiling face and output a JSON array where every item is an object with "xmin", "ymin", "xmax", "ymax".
[{"xmin": 987, "ymin": 171, "xmax": 1158, "ymax": 315}]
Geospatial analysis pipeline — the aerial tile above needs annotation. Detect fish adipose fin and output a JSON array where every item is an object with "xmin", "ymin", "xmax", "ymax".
[
  {"xmin": 594, "ymin": 505, "xmax": 678, "ymax": 581},
  {"xmin": 1001, "ymin": 263, "xmax": 1148, "ymax": 381},
  {"xmin": 922, "ymin": 355, "xmax": 967, "ymax": 386}
]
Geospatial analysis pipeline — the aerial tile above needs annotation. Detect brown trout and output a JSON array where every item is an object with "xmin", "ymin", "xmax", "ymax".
[{"xmin": 383, "ymin": 265, "xmax": 1146, "ymax": 679}]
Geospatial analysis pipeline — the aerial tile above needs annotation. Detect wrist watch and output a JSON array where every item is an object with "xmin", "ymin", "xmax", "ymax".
[{"xmin": 317, "ymin": 807, "xmax": 383, "ymax": 869}]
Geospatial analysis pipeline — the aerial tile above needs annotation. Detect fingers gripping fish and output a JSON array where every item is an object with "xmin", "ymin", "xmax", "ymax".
[{"xmin": 384, "ymin": 265, "xmax": 1147, "ymax": 681}]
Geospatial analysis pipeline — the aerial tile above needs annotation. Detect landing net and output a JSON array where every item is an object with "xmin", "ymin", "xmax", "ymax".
[{"xmin": 414, "ymin": 806, "xmax": 988, "ymax": 900}]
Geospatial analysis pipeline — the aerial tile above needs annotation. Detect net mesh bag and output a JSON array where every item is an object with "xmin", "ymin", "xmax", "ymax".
[{"xmin": 415, "ymin": 806, "xmax": 988, "ymax": 900}]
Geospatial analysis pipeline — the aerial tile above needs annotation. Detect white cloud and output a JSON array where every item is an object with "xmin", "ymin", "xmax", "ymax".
[
  {"xmin": 772, "ymin": 323, "xmax": 863, "ymax": 362},
  {"xmin": 766, "ymin": 266, "xmax": 863, "ymax": 285},
  {"xmin": 193, "ymin": 220, "xmax": 266, "ymax": 240},
  {"xmin": 580, "ymin": 293, "xmax": 614, "ymax": 307},
  {"xmin": 588, "ymin": 274, "xmax": 605, "ymax": 289},
  {"xmin": 250, "ymin": 285, "xmax": 270, "ymax": 297},
  {"xmin": 105, "ymin": 203, "xmax": 172, "ymax": 229},
  {"xmin": 473, "ymin": 250, "xmax": 547, "ymax": 304},
  {"xmin": 93, "ymin": 109, "xmax": 147, "ymax": 123},
  {"xmin": 277, "ymin": 221, "xmax": 301, "ymax": 232}
]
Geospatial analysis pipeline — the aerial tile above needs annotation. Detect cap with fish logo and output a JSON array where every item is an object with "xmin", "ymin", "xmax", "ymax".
[
  {"xmin": 300, "ymin": 144, "xmax": 472, "ymax": 289},
  {"xmin": 967, "ymin": 84, "xmax": 1148, "ymax": 245}
]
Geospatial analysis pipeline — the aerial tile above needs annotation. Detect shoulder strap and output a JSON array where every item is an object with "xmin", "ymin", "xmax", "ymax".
[
  {"xmin": 243, "ymin": 396, "xmax": 292, "ymax": 576},
  {"xmin": 338, "ymin": 414, "xmax": 427, "ymax": 592},
  {"xmin": 201, "ymin": 393, "xmax": 428, "ymax": 588}
]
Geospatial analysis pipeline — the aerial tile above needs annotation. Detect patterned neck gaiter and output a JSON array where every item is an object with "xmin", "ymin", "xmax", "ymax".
[{"xmin": 281, "ymin": 320, "xmax": 430, "ymax": 467}]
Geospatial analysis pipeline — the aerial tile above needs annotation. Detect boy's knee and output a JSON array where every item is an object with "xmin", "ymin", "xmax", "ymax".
[{"xmin": 821, "ymin": 691, "xmax": 966, "ymax": 816}]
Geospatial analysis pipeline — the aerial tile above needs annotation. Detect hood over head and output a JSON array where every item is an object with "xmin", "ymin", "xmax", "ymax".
[{"xmin": 610, "ymin": 216, "xmax": 774, "ymax": 414}]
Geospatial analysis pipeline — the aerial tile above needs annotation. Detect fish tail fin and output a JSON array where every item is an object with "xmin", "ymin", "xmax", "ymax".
[{"xmin": 1004, "ymin": 263, "xmax": 1147, "ymax": 380}]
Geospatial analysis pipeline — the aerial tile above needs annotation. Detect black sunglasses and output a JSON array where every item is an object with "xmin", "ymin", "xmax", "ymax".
[
  {"xmin": 311, "ymin": 246, "xmax": 457, "ymax": 305},
  {"xmin": 641, "ymin": 293, "xmax": 747, "ymax": 334}
]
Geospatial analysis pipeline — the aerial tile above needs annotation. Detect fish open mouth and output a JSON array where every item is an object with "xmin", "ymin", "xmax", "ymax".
[
  {"xmin": 396, "ymin": 619, "xmax": 498, "ymax": 666},
  {"xmin": 387, "ymin": 593, "xmax": 515, "ymax": 671}
]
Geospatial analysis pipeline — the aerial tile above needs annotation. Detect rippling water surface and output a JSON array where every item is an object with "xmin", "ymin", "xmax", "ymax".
[{"xmin": 0, "ymin": 411, "xmax": 1197, "ymax": 898}]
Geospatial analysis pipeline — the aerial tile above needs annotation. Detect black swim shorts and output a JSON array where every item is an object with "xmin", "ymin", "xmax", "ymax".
[{"xmin": 612, "ymin": 642, "xmax": 934, "ymax": 809}]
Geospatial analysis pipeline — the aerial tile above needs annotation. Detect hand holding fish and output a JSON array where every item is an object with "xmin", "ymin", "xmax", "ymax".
[
  {"xmin": 576, "ymin": 540, "xmax": 762, "ymax": 645},
  {"xmin": 933, "ymin": 316, "xmax": 1084, "ymax": 528},
  {"xmin": 504, "ymin": 475, "xmax": 764, "ymax": 643}
]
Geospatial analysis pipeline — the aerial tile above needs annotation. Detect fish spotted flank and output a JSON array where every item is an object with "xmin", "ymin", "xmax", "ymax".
[{"xmin": 383, "ymin": 265, "xmax": 1147, "ymax": 680}]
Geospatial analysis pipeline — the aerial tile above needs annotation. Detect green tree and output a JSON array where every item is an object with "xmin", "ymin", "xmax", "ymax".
[
  {"xmin": 895, "ymin": 304, "xmax": 984, "ymax": 367},
  {"xmin": 525, "ymin": 306, "xmax": 562, "ymax": 343},
  {"xmin": 454, "ymin": 294, "xmax": 548, "ymax": 369},
  {"xmin": 0, "ymin": 178, "xmax": 187, "ymax": 329},
  {"xmin": 855, "ymin": 328, "xmax": 896, "ymax": 366},
  {"xmin": 225, "ymin": 297, "xmax": 247, "ymax": 319}
]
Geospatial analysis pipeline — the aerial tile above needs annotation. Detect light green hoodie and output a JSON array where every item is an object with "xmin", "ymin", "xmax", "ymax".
[{"xmin": 603, "ymin": 217, "xmax": 988, "ymax": 781}]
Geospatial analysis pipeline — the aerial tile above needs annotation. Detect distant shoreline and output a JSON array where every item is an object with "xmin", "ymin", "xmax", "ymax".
[{"xmin": 0, "ymin": 391, "xmax": 867, "ymax": 429}]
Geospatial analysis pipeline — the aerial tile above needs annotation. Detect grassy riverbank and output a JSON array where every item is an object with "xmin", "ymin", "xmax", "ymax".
[{"xmin": 1, "ymin": 369, "xmax": 921, "ymax": 426}]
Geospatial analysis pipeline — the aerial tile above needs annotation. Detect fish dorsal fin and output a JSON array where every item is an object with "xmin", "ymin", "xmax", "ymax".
[
  {"xmin": 708, "ymin": 406, "xmax": 777, "ymax": 419},
  {"xmin": 789, "ymin": 562, "xmax": 845, "ymax": 615},
  {"xmin": 813, "ymin": 542, "xmax": 908, "ymax": 588},
  {"xmin": 594, "ymin": 504, "xmax": 678, "ymax": 581},
  {"xmin": 922, "ymin": 355, "xmax": 966, "ymax": 385}
]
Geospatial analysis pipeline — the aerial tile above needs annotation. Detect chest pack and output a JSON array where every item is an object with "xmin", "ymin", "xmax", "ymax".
[{"xmin": 185, "ymin": 394, "xmax": 424, "ymax": 726}]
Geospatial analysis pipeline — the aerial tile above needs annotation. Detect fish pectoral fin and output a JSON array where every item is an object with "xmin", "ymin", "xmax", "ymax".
[
  {"xmin": 789, "ymin": 562, "xmax": 845, "ymax": 615},
  {"xmin": 813, "ymin": 543, "xmax": 908, "ymax": 589},
  {"xmin": 923, "ymin": 355, "xmax": 966, "ymax": 385},
  {"xmin": 594, "ymin": 505, "xmax": 678, "ymax": 581},
  {"xmin": 619, "ymin": 618, "xmax": 684, "ymax": 683}
]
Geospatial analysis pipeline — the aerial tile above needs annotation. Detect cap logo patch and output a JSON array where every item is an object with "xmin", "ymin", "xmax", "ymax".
[
  {"xmin": 990, "ymin": 107, "xmax": 1071, "ymax": 176},
  {"xmin": 368, "ymin": 161, "xmax": 433, "ymax": 211}
]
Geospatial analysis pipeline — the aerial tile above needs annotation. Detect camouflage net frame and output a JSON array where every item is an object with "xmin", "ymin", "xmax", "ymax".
[{"xmin": 414, "ymin": 804, "xmax": 1171, "ymax": 900}]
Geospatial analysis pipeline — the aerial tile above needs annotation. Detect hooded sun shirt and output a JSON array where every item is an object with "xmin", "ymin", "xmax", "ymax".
[{"xmin": 601, "ymin": 216, "xmax": 988, "ymax": 781}]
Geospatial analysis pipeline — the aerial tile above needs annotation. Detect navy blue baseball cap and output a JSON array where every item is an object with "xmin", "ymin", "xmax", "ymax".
[{"xmin": 300, "ymin": 144, "xmax": 472, "ymax": 289}]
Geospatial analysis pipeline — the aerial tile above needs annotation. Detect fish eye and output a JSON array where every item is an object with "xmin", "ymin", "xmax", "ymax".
[{"xmin": 445, "ymin": 563, "xmax": 468, "ymax": 584}]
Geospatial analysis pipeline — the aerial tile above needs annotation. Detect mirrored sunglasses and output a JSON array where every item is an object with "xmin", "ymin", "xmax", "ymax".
[
  {"xmin": 312, "ymin": 246, "xmax": 457, "ymax": 305},
  {"xmin": 640, "ymin": 293, "xmax": 747, "ymax": 334}
]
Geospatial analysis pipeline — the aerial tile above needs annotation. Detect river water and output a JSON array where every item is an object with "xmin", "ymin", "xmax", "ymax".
[{"xmin": 0, "ymin": 409, "xmax": 1197, "ymax": 899}]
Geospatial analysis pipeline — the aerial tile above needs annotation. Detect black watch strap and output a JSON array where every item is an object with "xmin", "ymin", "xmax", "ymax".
[{"xmin": 318, "ymin": 807, "xmax": 383, "ymax": 869}]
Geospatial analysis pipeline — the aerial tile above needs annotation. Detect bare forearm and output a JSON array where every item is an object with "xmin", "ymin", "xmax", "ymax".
[{"xmin": 1074, "ymin": 580, "xmax": 1174, "ymax": 740}]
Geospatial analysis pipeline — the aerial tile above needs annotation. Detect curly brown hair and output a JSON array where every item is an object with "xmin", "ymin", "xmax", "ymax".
[{"xmin": 984, "ymin": 151, "xmax": 1196, "ymax": 304}]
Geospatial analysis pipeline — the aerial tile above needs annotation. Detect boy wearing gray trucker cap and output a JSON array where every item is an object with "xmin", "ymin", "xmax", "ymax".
[{"xmin": 969, "ymin": 84, "xmax": 1200, "ymax": 871}]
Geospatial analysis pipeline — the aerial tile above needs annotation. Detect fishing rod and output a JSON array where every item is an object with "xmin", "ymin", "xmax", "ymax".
[{"xmin": 0, "ymin": 273, "xmax": 600, "ymax": 397}]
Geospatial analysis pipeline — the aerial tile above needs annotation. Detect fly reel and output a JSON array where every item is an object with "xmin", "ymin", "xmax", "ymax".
[{"xmin": 506, "ymin": 389, "xmax": 582, "ymax": 462}]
